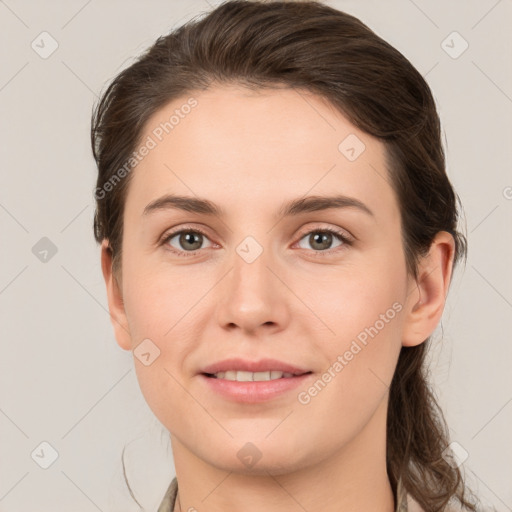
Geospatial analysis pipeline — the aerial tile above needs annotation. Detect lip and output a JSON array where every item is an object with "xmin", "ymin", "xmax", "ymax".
[
  {"xmin": 199, "ymin": 372, "xmax": 314, "ymax": 403},
  {"xmin": 200, "ymin": 357, "xmax": 310, "ymax": 376}
]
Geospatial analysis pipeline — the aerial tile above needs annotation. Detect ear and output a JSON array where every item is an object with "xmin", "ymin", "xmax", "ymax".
[
  {"xmin": 100, "ymin": 240, "xmax": 132, "ymax": 351},
  {"xmin": 402, "ymin": 231, "xmax": 456, "ymax": 347}
]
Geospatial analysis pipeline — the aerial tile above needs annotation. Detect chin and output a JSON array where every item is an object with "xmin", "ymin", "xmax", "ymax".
[{"xmin": 201, "ymin": 442, "xmax": 311, "ymax": 477}]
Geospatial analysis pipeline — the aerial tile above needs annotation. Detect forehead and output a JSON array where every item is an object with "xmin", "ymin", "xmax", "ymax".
[{"xmin": 125, "ymin": 84, "xmax": 397, "ymax": 221}]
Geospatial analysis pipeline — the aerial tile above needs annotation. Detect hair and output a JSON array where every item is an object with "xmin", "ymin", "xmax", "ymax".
[{"xmin": 91, "ymin": 1, "xmax": 481, "ymax": 510}]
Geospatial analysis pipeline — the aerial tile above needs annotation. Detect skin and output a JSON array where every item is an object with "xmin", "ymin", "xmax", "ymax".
[{"xmin": 101, "ymin": 84, "xmax": 455, "ymax": 512}]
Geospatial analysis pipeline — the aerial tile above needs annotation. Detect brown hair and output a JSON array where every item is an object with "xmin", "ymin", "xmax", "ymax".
[{"xmin": 91, "ymin": 1, "xmax": 480, "ymax": 509}]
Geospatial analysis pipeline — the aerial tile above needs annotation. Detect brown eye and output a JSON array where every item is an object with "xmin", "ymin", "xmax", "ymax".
[{"xmin": 296, "ymin": 228, "xmax": 350, "ymax": 253}]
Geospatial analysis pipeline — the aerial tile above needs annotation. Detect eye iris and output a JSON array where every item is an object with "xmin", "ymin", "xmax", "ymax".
[
  {"xmin": 180, "ymin": 231, "xmax": 203, "ymax": 251},
  {"xmin": 310, "ymin": 232, "xmax": 332, "ymax": 251}
]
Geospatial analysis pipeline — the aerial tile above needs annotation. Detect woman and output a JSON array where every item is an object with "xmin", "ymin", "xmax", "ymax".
[{"xmin": 91, "ymin": 1, "xmax": 481, "ymax": 510}]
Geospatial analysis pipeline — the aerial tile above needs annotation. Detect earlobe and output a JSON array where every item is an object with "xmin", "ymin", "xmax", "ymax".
[
  {"xmin": 401, "ymin": 231, "xmax": 456, "ymax": 347},
  {"xmin": 100, "ymin": 240, "xmax": 132, "ymax": 351}
]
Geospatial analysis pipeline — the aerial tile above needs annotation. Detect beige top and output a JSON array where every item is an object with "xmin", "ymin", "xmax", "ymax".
[{"xmin": 156, "ymin": 476, "xmax": 424, "ymax": 512}]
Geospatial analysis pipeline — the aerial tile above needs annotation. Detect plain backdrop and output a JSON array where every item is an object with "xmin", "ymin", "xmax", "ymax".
[{"xmin": 1, "ymin": 0, "xmax": 511, "ymax": 510}]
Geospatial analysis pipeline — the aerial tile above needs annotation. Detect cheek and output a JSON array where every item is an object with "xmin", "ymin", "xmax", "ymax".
[
  {"xmin": 122, "ymin": 259, "xmax": 206, "ymax": 341},
  {"xmin": 296, "ymin": 252, "xmax": 405, "ymax": 409},
  {"xmin": 121, "ymin": 266, "xmax": 211, "ymax": 419},
  {"xmin": 294, "ymin": 300, "xmax": 403, "ymax": 453},
  {"xmin": 300, "ymin": 253, "xmax": 406, "ymax": 343}
]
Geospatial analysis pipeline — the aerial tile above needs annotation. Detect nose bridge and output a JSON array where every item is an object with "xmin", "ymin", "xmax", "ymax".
[
  {"xmin": 215, "ymin": 231, "xmax": 286, "ymax": 332},
  {"xmin": 227, "ymin": 220, "xmax": 271, "ymax": 282},
  {"xmin": 231, "ymin": 233, "xmax": 274, "ymax": 305}
]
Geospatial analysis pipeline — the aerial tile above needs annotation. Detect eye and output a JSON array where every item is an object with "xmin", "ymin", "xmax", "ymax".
[
  {"xmin": 160, "ymin": 225, "xmax": 352, "ymax": 258},
  {"xmin": 162, "ymin": 228, "xmax": 214, "ymax": 256},
  {"xmin": 295, "ymin": 228, "xmax": 352, "ymax": 254}
]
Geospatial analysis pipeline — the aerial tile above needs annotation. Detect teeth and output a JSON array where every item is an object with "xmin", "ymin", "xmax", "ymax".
[
  {"xmin": 212, "ymin": 370, "xmax": 296, "ymax": 381},
  {"xmin": 234, "ymin": 370, "xmax": 253, "ymax": 381},
  {"xmin": 252, "ymin": 371, "xmax": 271, "ymax": 381}
]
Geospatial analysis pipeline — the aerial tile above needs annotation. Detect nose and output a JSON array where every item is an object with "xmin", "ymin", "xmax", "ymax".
[{"xmin": 215, "ymin": 244, "xmax": 290, "ymax": 336}]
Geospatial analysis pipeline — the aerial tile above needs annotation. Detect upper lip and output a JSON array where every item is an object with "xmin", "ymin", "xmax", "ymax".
[{"xmin": 200, "ymin": 358, "xmax": 311, "ymax": 376}]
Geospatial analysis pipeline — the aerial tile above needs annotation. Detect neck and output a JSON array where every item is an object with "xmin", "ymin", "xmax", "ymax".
[{"xmin": 171, "ymin": 396, "xmax": 395, "ymax": 512}]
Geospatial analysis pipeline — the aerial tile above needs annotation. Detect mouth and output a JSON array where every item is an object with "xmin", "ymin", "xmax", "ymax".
[
  {"xmin": 198, "ymin": 358, "xmax": 314, "ymax": 403},
  {"xmin": 202, "ymin": 370, "xmax": 312, "ymax": 381},
  {"xmin": 200, "ymin": 357, "xmax": 311, "ymax": 376}
]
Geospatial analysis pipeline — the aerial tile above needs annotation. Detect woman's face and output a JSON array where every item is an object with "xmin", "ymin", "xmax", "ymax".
[{"xmin": 106, "ymin": 84, "xmax": 418, "ymax": 474}]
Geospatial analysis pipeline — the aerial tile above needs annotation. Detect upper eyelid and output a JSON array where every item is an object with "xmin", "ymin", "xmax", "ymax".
[{"xmin": 296, "ymin": 225, "xmax": 353, "ymax": 242}]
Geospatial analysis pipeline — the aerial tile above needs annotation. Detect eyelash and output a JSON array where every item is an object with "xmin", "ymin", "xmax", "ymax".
[{"xmin": 160, "ymin": 225, "xmax": 353, "ymax": 258}]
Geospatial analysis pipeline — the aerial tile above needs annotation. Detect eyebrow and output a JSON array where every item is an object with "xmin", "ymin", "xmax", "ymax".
[{"xmin": 142, "ymin": 193, "xmax": 374, "ymax": 218}]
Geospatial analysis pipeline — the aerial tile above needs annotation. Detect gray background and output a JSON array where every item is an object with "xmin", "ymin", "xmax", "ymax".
[{"xmin": 1, "ymin": 0, "xmax": 511, "ymax": 510}]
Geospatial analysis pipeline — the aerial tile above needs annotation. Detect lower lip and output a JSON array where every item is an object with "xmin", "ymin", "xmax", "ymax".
[{"xmin": 199, "ymin": 373, "xmax": 313, "ymax": 403}]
